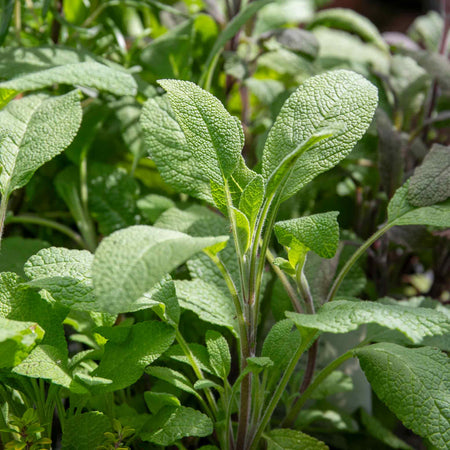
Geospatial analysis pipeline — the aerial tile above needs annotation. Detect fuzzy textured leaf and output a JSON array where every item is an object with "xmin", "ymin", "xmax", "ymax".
[
  {"xmin": 24, "ymin": 247, "xmax": 95, "ymax": 310},
  {"xmin": 141, "ymin": 95, "xmax": 212, "ymax": 202},
  {"xmin": 274, "ymin": 212, "xmax": 340, "ymax": 263},
  {"xmin": 265, "ymin": 429, "xmax": 329, "ymax": 449},
  {"xmin": 356, "ymin": 343, "xmax": 450, "ymax": 449},
  {"xmin": 0, "ymin": 91, "xmax": 82, "ymax": 197},
  {"xmin": 206, "ymin": 330, "xmax": 231, "ymax": 379},
  {"xmin": 0, "ymin": 46, "xmax": 136, "ymax": 96},
  {"xmin": 239, "ymin": 174, "xmax": 264, "ymax": 230},
  {"xmin": 158, "ymin": 79, "xmax": 242, "ymax": 180},
  {"xmin": 262, "ymin": 70, "xmax": 378, "ymax": 201},
  {"xmin": 141, "ymin": 406, "xmax": 213, "ymax": 446},
  {"xmin": 408, "ymin": 144, "xmax": 450, "ymax": 207},
  {"xmin": 174, "ymin": 279, "xmax": 237, "ymax": 335},
  {"xmin": 92, "ymin": 225, "xmax": 227, "ymax": 314},
  {"xmin": 388, "ymin": 181, "xmax": 450, "ymax": 227},
  {"xmin": 93, "ymin": 321, "xmax": 175, "ymax": 393},
  {"xmin": 286, "ymin": 300, "xmax": 450, "ymax": 344},
  {"xmin": 62, "ymin": 412, "xmax": 112, "ymax": 450}
]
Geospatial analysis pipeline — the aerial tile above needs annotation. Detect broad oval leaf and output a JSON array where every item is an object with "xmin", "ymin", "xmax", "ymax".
[
  {"xmin": 356, "ymin": 343, "xmax": 450, "ymax": 449},
  {"xmin": 0, "ymin": 91, "xmax": 82, "ymax": 197},
  {"xmin": 286, "ymin": 300, "xmax": 450, "ymax": 344},
  {"xmin": 141, "ymin": 95, "xmax": 213, "ymax": 202},
  {"xmin": 92, "ymin": 225, "xmax": 227, "ymax": 314},
  {"xmin": 158, "ymin": 79, "xmax": 243, "ymax": 181},
  {"xmin": 262, "ymin": 70, "xmax": 378, "ymax": 201}
]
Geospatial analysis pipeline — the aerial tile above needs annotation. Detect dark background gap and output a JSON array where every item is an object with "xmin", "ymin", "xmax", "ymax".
[{"xmin": 328, "ymin": 0, "xmax": 440, "ymax": 32}]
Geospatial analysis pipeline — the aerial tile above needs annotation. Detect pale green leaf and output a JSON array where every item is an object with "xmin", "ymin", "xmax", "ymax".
[
  {"xmin": 408, "ymin": 11, "xmax": 444, "ymax": 52},
  {"xmin": 206, "ymin": 330, "xmax": 231, "ymax": 379},
  {"xmin": 262, "ymin": 70, "xmax": 378, "ymax": 201},
  {"xmin": 0, "ymin": 91, "xmax": 82, "ymax": 197},
  {"xmin": 239, "ymin": 174, "xmax": 264, "ymax": 230},
  {"xmin": 0, "ymin": 237, "xmax": 49, "ymax": 277},
  {"xmin": 254, "ymin": 0, "xmax": 313, "ymax": 35},
  {"xmin": 408, "ymin": 144, "xmax": 450, "ymax": 207},
  {"xmin": 265, "ymin": 125, "xmax": 341, "ymax": 197},
  {"xmin": 313, "ymin": 28, "xmax": 389, "ymax": 73},
  {"xmin": 24, "ymin": 247, "xmax": 95, "ymax": 311},
  {"xmin": 93, "ymin": 321, "xmax": 175, "ymax": 393},
  {"xmin": 388, "ymin": 181, "xmax": 450, "ymax": 227},
  {"xmin": 141, "ymin": 95, "xmax": 212, "ymax": 202},
  {"xmin": 0, "ymin": 62, "xmax": 136, "ymax": 97},
  {"xmin": 265, "ymin": 429, "xmax": 329, "ymax": 450},
  {"xmin": 158, "ymin": 79, "xmax": 242, "ymax": 180},
  {"xmin": 286, "ymin": 299, "xmax": 450, "ymax": 344},
  {"xmin": 0, "ymin": 47, "xmax": 137, "ymax": 96},
  {"xmin": 308, "ymin": 8, "xmax": 388, "ymax": 51},
  {"xmin": 0, "ymin": 317, "xmax": 44, "ymax": 368},
  {"xmin": 141, "ymin": 406, "xmax": 213, "ymax": 446},
  {"xmin": 174, "ymin": 279, "xmax": 237, "ymax": 336},
  {"xmin": 13, "ymin": 345, "xmax": 75, "ymax": 390},
  {"xmin": 92, "ymin": 225, "xmax": 227, "ymax": 314},
  {"xmin": 276, "ymin": 28, "xmax": 319, "ymax": 59},
  {"xmin": 356, "ymin": 343, "xmax": 450, "ymax": 449},
  {"xmin": 62, "ymin": 412, "xmax": 112, "ymax": 450},
  {"xmin": 274, "ymin": 212, "xmax": 340, "ymax": 266}
]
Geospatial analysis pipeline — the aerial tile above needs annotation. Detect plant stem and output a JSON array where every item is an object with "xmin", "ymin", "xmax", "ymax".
[
  {"xmin": 295, "ymin": 269, "xmax": 318, "ymax": 394},
  {"xmin": 266, "ymin": 249, "xmax": 304, "ymax": 313},
  {"xmin": 78, "ymin": 157, "xmax": 97, "ymax": 251},
  {"xmin": 0, "ymin": 195, "xmax": 9, "ymax": 251},
  {"xmin": 283, "ymin": 349, "xmax": 354, "ymax": 427},
  {"xmin": 326, "ymin": 223, "xmax": 392, "ymax": 303},
  {"xmin": 206, "ymin": 251, "xmax": 249, "ymax": 360},
  {"xmin": 422, "ymin": 0, "xmax": 450, "ymax": 136},
  {"xmin": 14, "ymin": 0, "xmax": 21, "ymax": 43},
  {"xmin": 175, "ymin": 329, "xmax": 218, "ymax": 418},
  {"xmin": 247, "ymin": 331, "xmax": 315, "ymax": 450},
  {"xmin": 6, "ymin": 214, "xmax": 88, "ymax": 249}
]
